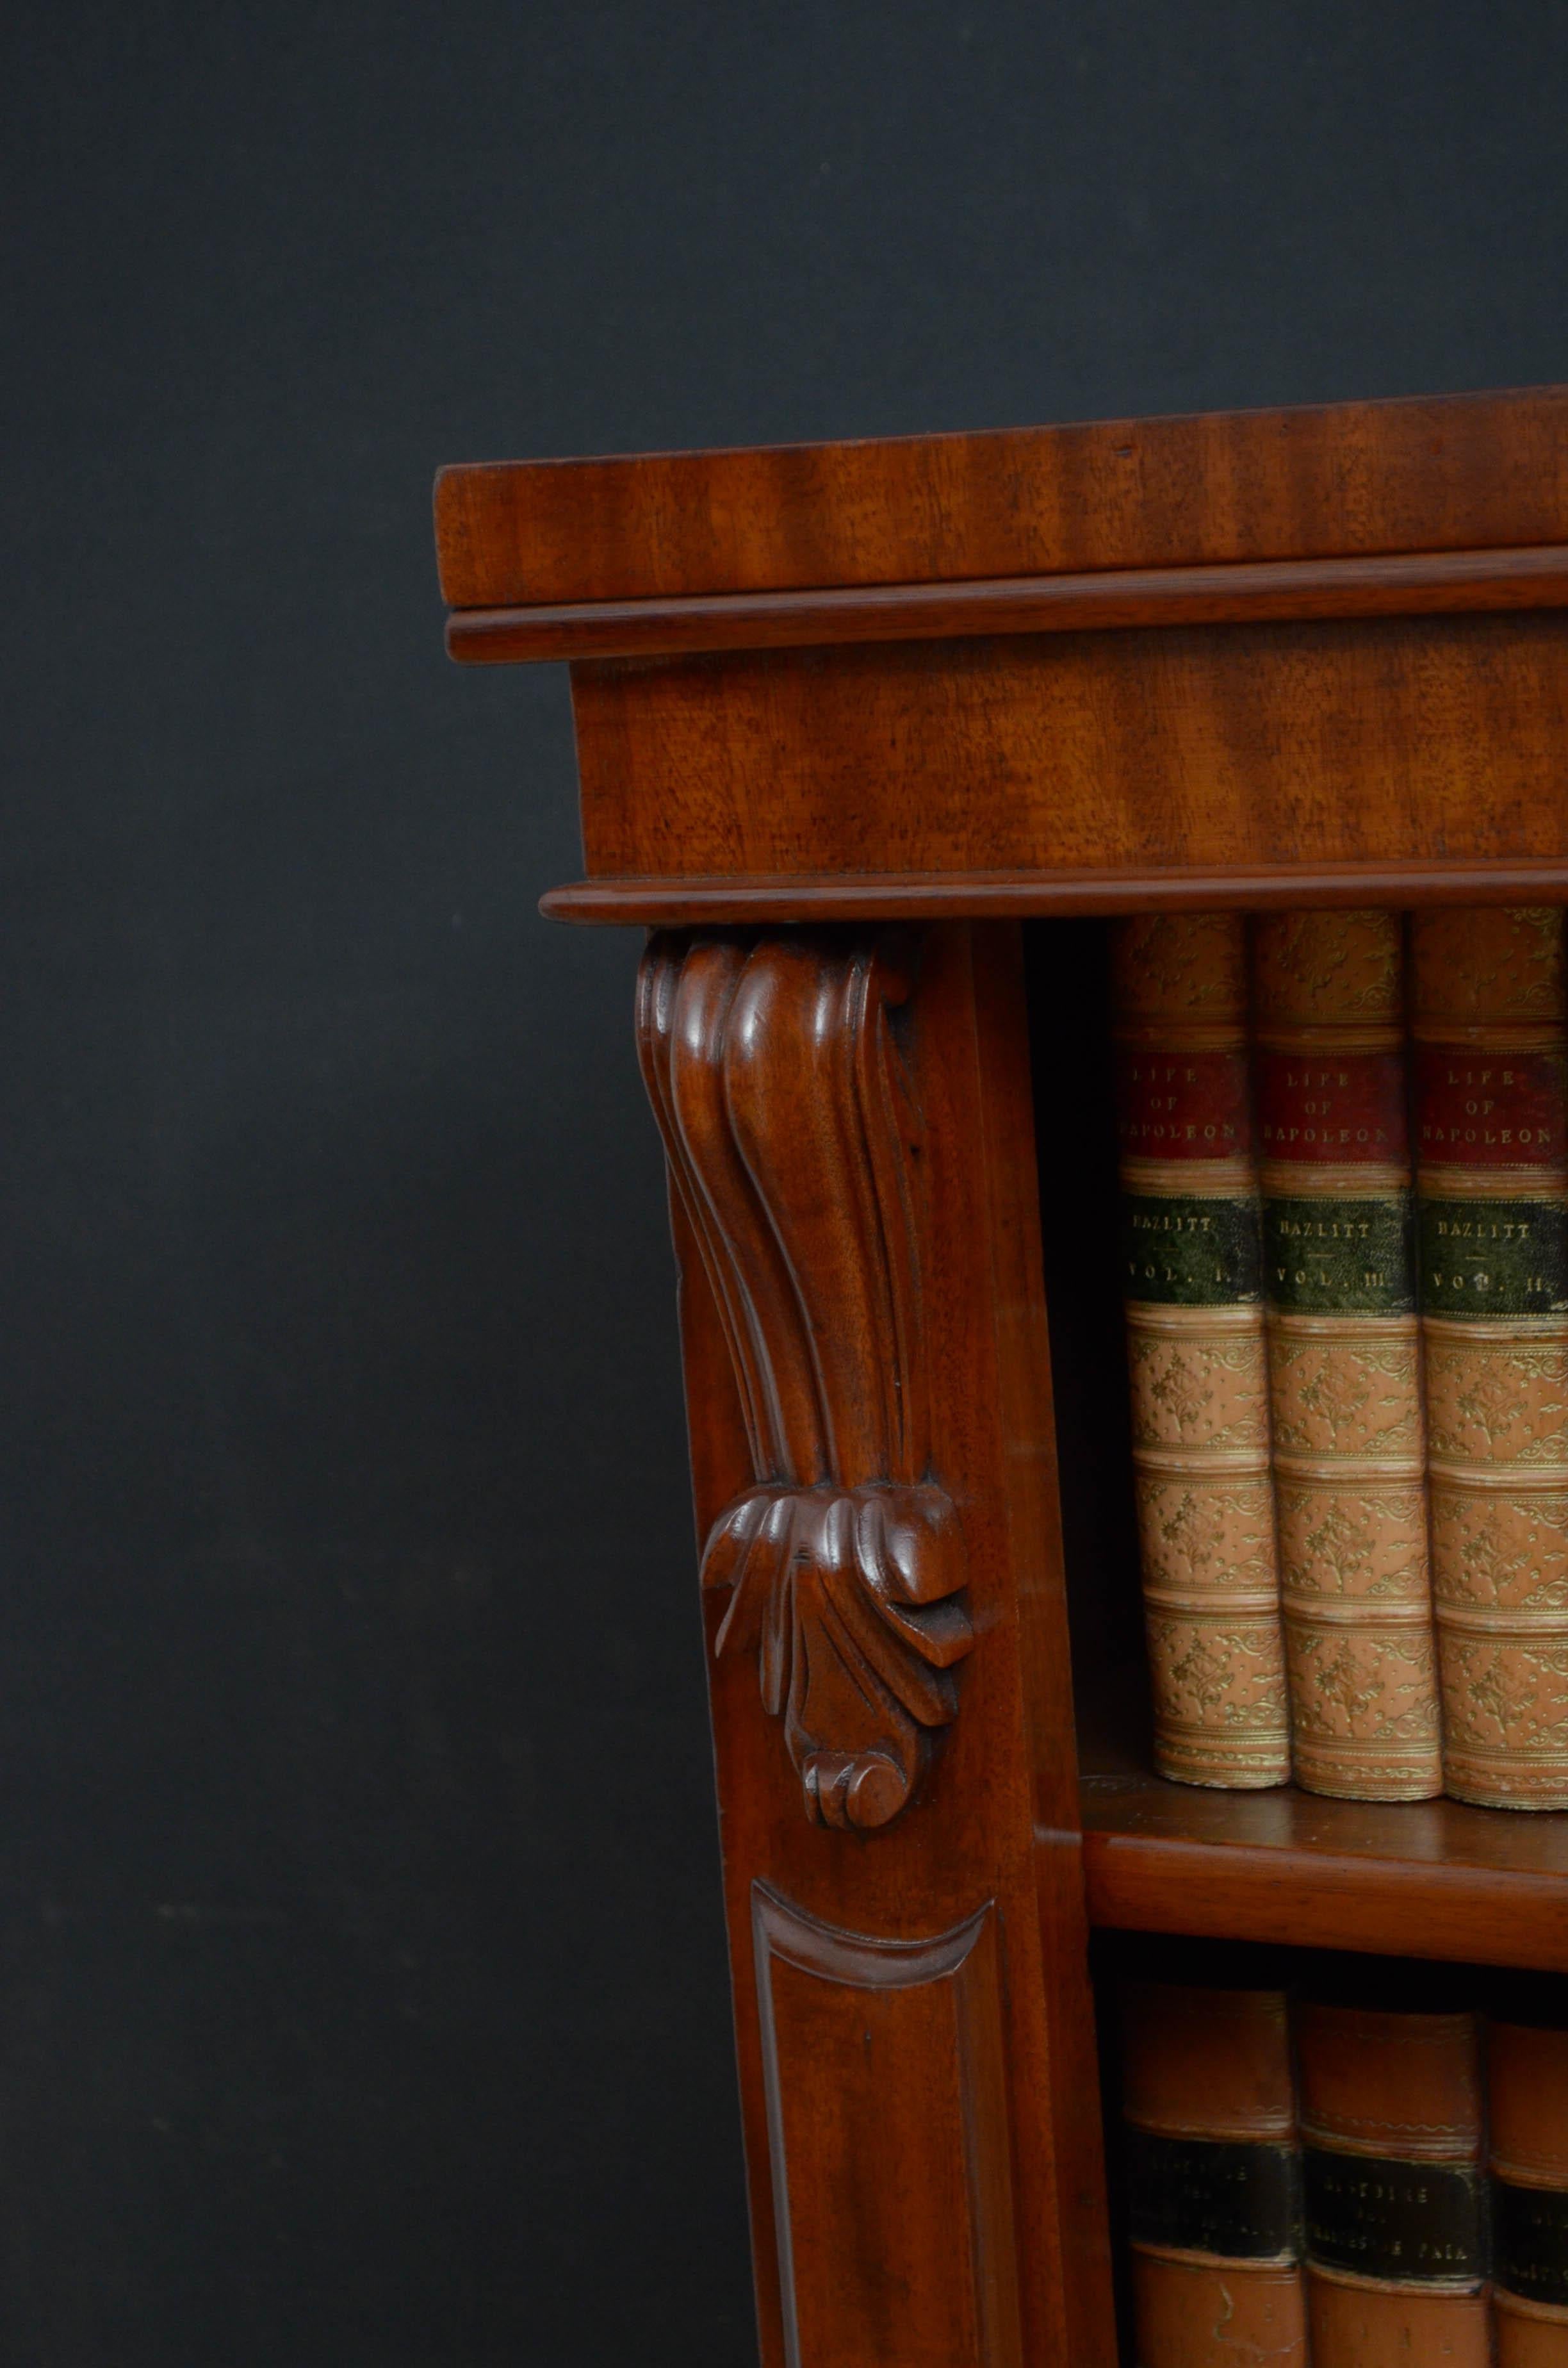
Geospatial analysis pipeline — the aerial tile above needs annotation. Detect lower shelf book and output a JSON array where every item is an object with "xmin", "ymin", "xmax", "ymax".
[
  {"xmin": 1295, "ymin": 1971, "xmax": 1488, "ymax": 2367},
  {"xmin": 1120, "ymin": 1951, "xmax": 1307, "ymax": 2367},
  {"xmin": 1490, "ymin": 1982, "xmax": 1568, "ymax": 2367},
  {"xmin": 1114, "ymin": 1941, "xmax": 1568, "ymax": 2368}
]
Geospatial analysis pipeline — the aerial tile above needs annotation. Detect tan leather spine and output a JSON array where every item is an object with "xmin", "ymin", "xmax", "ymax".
[
  {"xmin": 1254, "ymin": 910, "xmax": 1441, "ymax": 1800},
  {"xmin": 1113, "ymin": 914, "xmax": 1291, "ymax": 1788},
  {"xmin": 1491, "ymin": 2019, "xmax": 1568, "ymax": 2364},
  {"xmin": 1491, "ymin": 2021, "xmax": 1568, "ymax": 2183},
  {"xmin": 1296, "ymin": 1999, "xmax": 1488, "ymax": 2368},
  {"xmin": 1296, "ymin": 2002, "xmax": 1483, "ymax": 2157},
  {"xmin": 1123, "ymin": 1981, "xmax": 1306, "ymax": 2368},
  {"xmin": 1496, "ymin": 2289, "xmax": 1568, "ymax": 2367},
  {"xmin": 1412, "ymin": 907, "xmax": 1568, "ymax": 1807},
  {"xmin": 1130, "ymin": 2253, "xmax": 1308, "ymax": 2368},
  {"xmin": 1123, "ymin": 1982, "xmax": 1297, "ymax": 2141},
  {"xmin": 1307, "ymin": 2272, "xmax": 1491, "ymax": 2367}
]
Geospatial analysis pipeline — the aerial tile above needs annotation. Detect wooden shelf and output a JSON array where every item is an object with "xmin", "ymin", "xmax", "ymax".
[{"xmin": 1075, "ymin": 1682, "xmax": 1568, "ymax": 1973}]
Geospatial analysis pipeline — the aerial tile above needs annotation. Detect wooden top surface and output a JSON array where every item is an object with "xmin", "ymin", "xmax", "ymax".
[{"xmin": 436, "ymin": 384, "xmax": 1568, "ymax": 611}]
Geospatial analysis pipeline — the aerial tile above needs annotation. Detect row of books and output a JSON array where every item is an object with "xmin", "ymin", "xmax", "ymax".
[
  {"xmin": 1118, "ymin": 1953, "xmax": 1567, "ymax": 2368},
  {"xmin": 1114, "ymin": 903, "xmax": 1568, "ymax": 1807}
]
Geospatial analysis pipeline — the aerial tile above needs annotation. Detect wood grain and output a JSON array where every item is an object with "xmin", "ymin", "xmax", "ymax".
[
  {"xmin": 435, "ymin": 384, "xmax": 1568, "ymax": 608},
  {"xmin": 432, "ymin": 383, "xmax": 1568, "ymax": 2365},
  {"xmin": 637, "ymin": 932, "xmax": 971, "ymax": 1829},
  {"xmin": 1079, "ymin": 1741, "xmax": 1568, "ymax": 1973},
  {"xmin": 753, "ymin": 1888, "xmax": 1023, "ymax": 2368},
  {"xmin": 571, "ymin": 614, "xmax": 1568, "ymax": 884},
  {"xmin": 447, "ymin": 542, "xmax": 1568, "ymax": 665},
  {"xmin": 663, "ymin": 924, "xmax": 1116, "ymax": 2368}
]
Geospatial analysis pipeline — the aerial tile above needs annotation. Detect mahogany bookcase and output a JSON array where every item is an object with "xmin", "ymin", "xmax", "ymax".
[{"xmin": 435, "ymin": 386, "xmax": 1568, "ymax": 2368}]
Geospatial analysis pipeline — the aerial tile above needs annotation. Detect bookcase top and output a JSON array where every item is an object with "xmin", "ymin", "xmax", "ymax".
[
  {"xmin": 436, "ymin": 383, "xmax": 1568, "ymax": 613},
  {"xmin": 436, "ymin": 383, "xmax": 1568, "ymax": 924}
]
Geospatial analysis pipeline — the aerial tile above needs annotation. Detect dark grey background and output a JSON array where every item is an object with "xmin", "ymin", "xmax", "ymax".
[{"xmin": 4, "ymin": 3, "xmax": 1567, "ymax": 2360}]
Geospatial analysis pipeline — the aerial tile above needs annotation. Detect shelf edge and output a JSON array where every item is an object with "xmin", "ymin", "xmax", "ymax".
[
  {"xmin": 448, "ymin": 541, "xmax": 1568, "ymax": 665},
  {"xmin": 541, "ymin": 859, "xmax": 1568, "ymax": 928},
  {"xmin": 1079, "ymin": 1826, "xmax": 1568, "ymax": 1973}
]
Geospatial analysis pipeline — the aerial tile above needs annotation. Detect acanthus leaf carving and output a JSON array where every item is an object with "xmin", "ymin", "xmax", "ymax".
[{"xmin": 637, "ymin": 929, "xmax": 973, "ymax": 1830}]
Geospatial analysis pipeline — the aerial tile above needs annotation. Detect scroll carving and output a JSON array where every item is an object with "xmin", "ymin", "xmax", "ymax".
[{"xmin": 636, "ymin": 930, "xmax": 972, "ymax": 1829}]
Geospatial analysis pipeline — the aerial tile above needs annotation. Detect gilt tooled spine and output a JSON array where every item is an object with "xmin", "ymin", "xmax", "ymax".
[
  {"xmin": 1113, "ymin": 912, "xmax": 1291, "ymax": 1789},
  {"xmin": 1253, "ymin": 910, "xmax": 1441, "ymax": 1802},
  {"xmin": 1412, "ymin": 907, "xmax": 1568, "ymax": 1809},
  {"xmin": 1121, "ymin": 1978, "xmax": 1307, "ymax": 2368},
  {"xmin": 1296, "ymin": 1996, "xmax": 1490, "ymax": 2368},
  {"xmin": 1489, "ymin": 2013, "xmax": 1568, "ymax": 2364}
]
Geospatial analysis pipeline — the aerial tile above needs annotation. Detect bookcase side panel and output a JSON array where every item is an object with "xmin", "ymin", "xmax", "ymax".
[{"xmin": 648, "ymin": 921, "xmax": 1115, "ymax": 2368}]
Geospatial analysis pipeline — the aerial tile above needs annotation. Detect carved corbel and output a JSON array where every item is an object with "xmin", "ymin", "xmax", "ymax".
[{"xmin": 636, "ymin": 930, "xmax": 972, "ymax": 1830}]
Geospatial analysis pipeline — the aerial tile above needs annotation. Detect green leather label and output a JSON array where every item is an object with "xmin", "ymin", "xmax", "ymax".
[
  {"xmin": 1418, "ymin": 1197, "xmax": 1568, "ymax": 1317},
  {"xmin": 1264, "ymin": 1194, "xmax": 1414, "ymax": 1314},
  {"xmin": 1122, "ymin": 1194, "xmax": 1262, "ymax": 1306},
  {"xmin": 1495, "ymin": 2177, "xmax": 1568, "ymax": 2306},
  {"xmin": 1305, "ymin": 2149, "xmax": 1487, "ymax": 2284},
  {"xmin": 1127, "ymin": 2131, "xmax": 1302, "ymax": 2261}
]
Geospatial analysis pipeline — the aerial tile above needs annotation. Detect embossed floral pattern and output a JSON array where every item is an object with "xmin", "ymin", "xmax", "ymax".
[
  {"xmin": 1255, "ymin": 907, "xmax": 1439, "ymax": 1800},
  {"xmin": 1430, "ymin": 1483, "xmax": 1568, "ymax": 1612},
  {"xmin": 1425, "ymin": 1335, "xmax": 1568, "ymax": 1468},
  {"xmin": 1415, "ymin": 905, "xmax": 1568, "ymax": 1807},
  {"xmin": 1286, "ymin": 1626, "xmax": 1439, "ymax": 1743},
  {"xmin": 1254, "ymin": 909, "xmax": 1401, "ymax": 1024},
  {"xmin": 1270, "ymin": 1334, "xmax": 1423, "ymax": 1461},
  {"xmin": 1128, "ymin": 1326, "xmax": 1271, "ymax": 1452},
  {"xmin": 1115, "ymin": 910, "xmax": 1289, "ymax": 1789},
  {"xmin": 1136, "ymin": 1474, "xmax": 1277, "ymax": 1598},
  {"xmin": 1276, "ymin": 1481, "xmax": 1428, "ymax": 1603}
]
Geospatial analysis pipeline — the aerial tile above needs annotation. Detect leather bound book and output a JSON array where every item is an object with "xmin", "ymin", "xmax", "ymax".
[
  {"xmin": 1252, "ymin": 910, "xmax": 1441, "ymax": 1801},
  {"xmin": 1121, "ymin": 1973, "xmax": 1307, "ymax": 2368},
  {"xmin": 1113, "ymin": 912, "xmax": 1291, "ymax": 1789},
  {"xmin": 1490, "ymin": 2000, "xmax": 1568, "ymax": 2363},
  {"xmin": 1296, "ymin": 1985, "xmax": 1489, "ymax": 2366},
  {"xmin": 1412, "ymin": 907, "xmax": 1568, "ymax": 1807}
]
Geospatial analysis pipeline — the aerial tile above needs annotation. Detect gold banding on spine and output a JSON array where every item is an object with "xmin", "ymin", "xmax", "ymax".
[
  {"xmin": 1413, "ymin": 907, "xmax": 1568, "ymax": 1809},
  {"xmin": 1114, "ymin": 912, "xmax": 1291, "ymax": 1789},
  {"xmin": 1253, "ymin": 910, "xmax": 1441, "ymax": 1802}
]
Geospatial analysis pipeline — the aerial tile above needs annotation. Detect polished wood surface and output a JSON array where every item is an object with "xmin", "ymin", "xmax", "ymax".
[
  {"xmin": 1079, "ymin": 1687, "xmax": 1568, "ymax": 1971},
  {"xmin": 637, "ymin": 933, "xmax": 972, "ymax": 1829},
  {"xmin": 448, "ymin": 542, "xmax": 1568, "ymax": 665},
  {"xmin": 436, "ymin": 384, "xmax": 1568, "ymax": 608},
  {"xmin": 436, "ymin": 383, "xmax": 1568, "ymax": 2366},
  {"xmin": 753, "ymin": 1889, "xmax": 1024, "ymax": 2368},
  {"xmin": 571, "ymin": 614, "xmax": 1568, "ymax": 885},
  {"xmin": 543, "ymin": 859, "xmax": 1568, "ymax": 926},
  {"xmin": 668, "ymin": 924, "xmax": 1115, "ymax": 2368}
]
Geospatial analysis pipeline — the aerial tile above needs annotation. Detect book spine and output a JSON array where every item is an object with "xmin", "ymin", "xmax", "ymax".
[
  {"xmin": 1113, "ymin": 913, "xmax": 1291, "ymax": 1789},
  {"xmin": 1121, "ymin": 1978, "xmax": 1307, "ymax": 2368},
  {"xmin": 1412, "ymin": 907, "xmax": 1568, "ymax": 1808},
  {"xmin": 1252, "ymin": 910, "xmax": 1441, "ymax": 1801},
  {"xmin": 1490, "ymin": 2016, "xmax": 1568, "ymax": 2364},
  {"xmin": 1296, "ymin": 1998, "xmax": 1490, "ymax": 2366}
]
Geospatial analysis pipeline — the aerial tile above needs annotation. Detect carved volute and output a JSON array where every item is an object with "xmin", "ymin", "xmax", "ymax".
[{"xmin": 636, "ymin": 930, "xmax": 973, "ymax": 1829}]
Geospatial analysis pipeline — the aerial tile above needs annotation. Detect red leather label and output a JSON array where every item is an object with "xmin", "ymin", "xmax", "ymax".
[
  {"xmin": 1416, "ymin": 1044, "xmax": 1567, "ymax": 1166},
  {"xmin": 1116, "ymin": 1047, "xmax": 1251, "ymax": 1159},
  {"xmin": 1255, "ymin": 1049, "xmax": 1407, "ymax": 1163}
]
